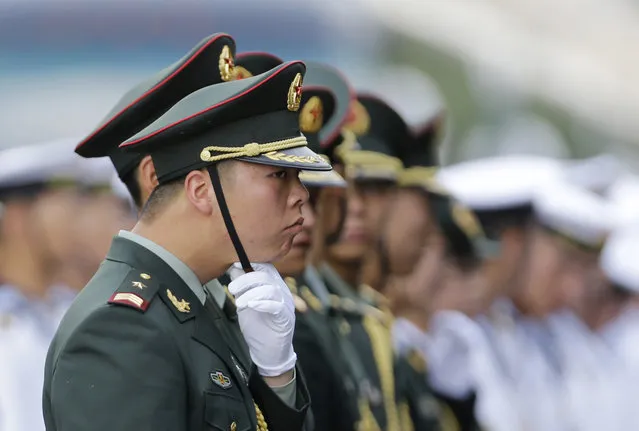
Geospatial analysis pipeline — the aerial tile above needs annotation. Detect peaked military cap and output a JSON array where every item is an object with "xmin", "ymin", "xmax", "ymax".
[
  {"xmin": 296, "ymin": 61, "xmax": 354, "ymax": 187},
  {"xmin": 234, "ymin": 51, "xmax": 284, "ymax": 79},
  {"xmin": 435, "ymin": 155, "xmax": 563, "ymax": 239},
  {"xmin": 75, "ymin": 33, "xmax": 237, "ymax": 179},
  {"xmin": 119, "ymin": 61, "xmax": 332, "ymax": 184},
  {"xmin": 533, "ymin": 179, "xmax": 611, "ymax": 251},
  {"xmin": 233, "ymin": 54, "xmax": 348, "ymax": 187},
  {"xmin": 429, "ymin": 193, "xmax": 501, "ymax": 264},
  {"xmin": 608, "ymin": 174, "xmax": 639, "ymax": 228},
  {"xmin": 600, "ymin": 224, "xmax": 639, "ymax": 294},
  {"xmin": 337, "ymin": 94, "xmax": 407, "ymax": 182},
  {"xmin": 396, "ymin": 111, "xmax": 445, "ymax": 189},
  {"xmin": 0, "ymin": 138, "xmax": 82, "ymax": 200}
]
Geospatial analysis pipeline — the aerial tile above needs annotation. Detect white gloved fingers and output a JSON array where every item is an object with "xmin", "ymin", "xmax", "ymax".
[
  {"xmin": 227, "ymin": 263, "xmax": 246, "ymax": 281},
  {"xmin": 228, "ymin": 271, "xmax": 274, "ymax": 298},
  {"xmin": 244, "ymin": 299, "xmax": 286, "ymax": 315},
  {"xmin": 234, "ymin": 283, "xmax": 282, "ymax": 308}
]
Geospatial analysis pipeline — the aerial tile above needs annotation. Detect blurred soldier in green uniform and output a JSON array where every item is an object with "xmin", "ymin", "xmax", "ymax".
[{"xmin": 231, "ymin": 52, "xmax": 361, "ymax": 430}]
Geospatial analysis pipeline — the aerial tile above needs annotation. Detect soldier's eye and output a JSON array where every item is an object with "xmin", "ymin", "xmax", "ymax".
[{"xmin": 271, "ymin": 170, "xmax": 288, "ymax": 179}]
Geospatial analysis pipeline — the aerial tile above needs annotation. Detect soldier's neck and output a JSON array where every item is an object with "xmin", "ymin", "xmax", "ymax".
[
  {"xmin": 0, "ymin": 241, "xmax": 53, "ymax": 298},
  {"xmin": 133, "ymin": 217, "xmax": 233, "ymax": 284}
]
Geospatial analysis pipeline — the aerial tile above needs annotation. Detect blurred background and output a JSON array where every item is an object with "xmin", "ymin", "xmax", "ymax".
[{"xmin": 4, "ymin": 0, "xmax": 639, "ymax": 165}]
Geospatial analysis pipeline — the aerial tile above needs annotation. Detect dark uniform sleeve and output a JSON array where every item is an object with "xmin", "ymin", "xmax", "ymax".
[
  {"xmin": 249, "ymin": 364, "xmax": 311, "ymax": 431},
  {"xmin": 47, "ymin": 306, "xmax": 187, "ymax": 431}
]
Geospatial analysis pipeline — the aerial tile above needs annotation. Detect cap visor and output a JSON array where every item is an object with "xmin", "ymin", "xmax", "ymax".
[
  {"xmin": 299, "ymin": 170, "xmax": 346, "ymax": 187},
  {"xmin": 238, "ymin": 145, "xmax": 332, "ymax": 171}
]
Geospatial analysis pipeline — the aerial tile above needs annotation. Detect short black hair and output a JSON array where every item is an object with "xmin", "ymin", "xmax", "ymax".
[{"xmin": 139, "ymin": 176, "xmax": 184, "ymax": 221}]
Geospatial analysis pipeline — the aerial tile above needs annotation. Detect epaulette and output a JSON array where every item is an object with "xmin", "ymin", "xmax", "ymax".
[
  {"xmin": 405, "ymin": 349, "xmax": 428, "ymax": 374},
  {"xmin": 299, "ymin": 285, "xmax": 323, "ymax": 312},
  {"xmin": 108, "ymin": 269, "xmax": 159, "ymax": 312},
  {"xmin": 359, "ymin": 283, "xmax": 391, "ymax": 308},
  {"xmin": 283, "ymin": 277, "xmax": 308, "ymax": 313}
]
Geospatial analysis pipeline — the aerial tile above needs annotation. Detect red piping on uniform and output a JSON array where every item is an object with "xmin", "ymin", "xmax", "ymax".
[
  {"xmin": 119, "ymin": 61, "xmax": 305, "ymax": 149},
  {"xmin": 75, "ymin": 33, "xmax": 232, "ymax": 150}
]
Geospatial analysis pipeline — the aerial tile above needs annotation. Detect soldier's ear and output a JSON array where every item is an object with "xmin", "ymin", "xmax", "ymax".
[
  {"xmin": 183, "ymin": 169, "xmax": 215, "ymax": 216},
  {"xmin": 138, "ymin": 155, "xmax": 159, "ymax": 204}
]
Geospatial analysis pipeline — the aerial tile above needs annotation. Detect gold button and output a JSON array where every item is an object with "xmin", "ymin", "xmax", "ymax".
[
  {"xmin": 230, "ymin": 421, "xmax": 237, "ymax": 431},
  {"xmin": 140, "ymin": 273, "xmax": 151, "ymax": 280}
]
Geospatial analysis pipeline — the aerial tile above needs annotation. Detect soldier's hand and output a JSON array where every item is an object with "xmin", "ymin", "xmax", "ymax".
[{"xmin": 228, "ymin": 263, "xmax": 297, "ymax": 377}]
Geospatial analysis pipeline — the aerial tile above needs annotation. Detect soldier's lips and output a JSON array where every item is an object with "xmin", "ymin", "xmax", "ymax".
[
  {"xmin": 292, "ymin": 233, "xmax": 311, "ymax": 249},
  {"xmin": 284, "ymin": 217, "xmax": 304, "ymax": 234}
]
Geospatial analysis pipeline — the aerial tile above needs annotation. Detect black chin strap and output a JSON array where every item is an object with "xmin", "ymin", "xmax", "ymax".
[{"xmin": 207, "ymin": 165, "xmax": 253, "ymax": 273}]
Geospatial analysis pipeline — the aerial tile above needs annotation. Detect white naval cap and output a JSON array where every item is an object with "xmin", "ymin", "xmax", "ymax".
[
  {"xmin": 562, "ymin": 154, "xmax": 623, "ymax": 193},
  {"xmin": 434, "ymin": 155, "xmax": 562, "ymax": 210},
  {"xmin": 74, "ymin": 156, "xmax": 118, "ymax": 189},
  {"xmin": 533, "ymin": 180, "xmax": 611, "ymax": 249},
  {"xmin": 0, "ymin": 138, "xmax": 81, "ymax": 191},
  {"xmin": 600, "ymin": 225, "xmax": 639, "ymax": 293},
  {"xmin": 607, "ymin": 174, "xmax": 639, "ymax": 228}
]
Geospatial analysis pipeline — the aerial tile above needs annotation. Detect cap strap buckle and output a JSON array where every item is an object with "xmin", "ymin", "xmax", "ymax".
[{"xmin": 199, "ymin": 136, "xmax": 308, "ymax": 163}]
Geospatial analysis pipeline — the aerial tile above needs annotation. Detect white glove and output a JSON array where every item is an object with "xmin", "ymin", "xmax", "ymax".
[{"xmin": 227, "ymin": 263, "xmax": 297, "ymax": 377}]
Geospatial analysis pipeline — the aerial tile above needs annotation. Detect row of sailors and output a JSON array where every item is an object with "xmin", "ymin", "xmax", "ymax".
[{"xmin": 2, "ymin": 32, "xmax": 639, "ymax": 431}]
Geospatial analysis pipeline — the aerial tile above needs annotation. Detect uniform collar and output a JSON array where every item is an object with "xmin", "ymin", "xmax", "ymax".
[
  {"xmin": 319, "ymin": 263, "xmax": 359, "ymax": 300},
  {"xmin": 118, "ymin": 230, "xmax": 208, "ymax": 305}
]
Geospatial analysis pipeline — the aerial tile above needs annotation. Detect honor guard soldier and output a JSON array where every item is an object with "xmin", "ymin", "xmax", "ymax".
[
  {"xmin": 315, "ymin": 94, "xmax": 414, "ymax": 431},
  {"xmin": 378, "ymin": 113, "xmax": 471, "ymax": 431},
  {"xmin": 433, "ymin": 156, "xmax": 563, "ymax": 431},
  {"xmin": 232, "ymin": 52, "xmax": 362, "ymax": 431},
  {"xmin": 74, "ymin": 33, "xmax": 239, "ymax": 212},
  {"xmin": 530, "ymin": 179, "xmax": 614, "ymax": 431},
  {"xmin": 43, "ymin": 61, "xmax": 328, "ymax": 431}
]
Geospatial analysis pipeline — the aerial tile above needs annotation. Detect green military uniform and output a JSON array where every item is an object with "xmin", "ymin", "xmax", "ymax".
[
  {"xmin": 334, "ymin": 97, "xmax": 452, "ymax": 431},
  {"xmin": 44, "ymin": 59, "xmax": 332, "ymax": 431},
  {"xmin": 232, "ymin": 53, "xmax": 363, "ymax": 431}
]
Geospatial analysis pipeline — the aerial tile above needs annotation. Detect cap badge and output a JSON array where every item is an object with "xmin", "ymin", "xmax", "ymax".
[
  {"xmin": 299, "ymin": 96, "xmax": 323, "ymax": 134},
  {"xmin": 287, "ymin": 73, "xmax": 303, "ymax": 112},
  {"xmin": 230, "ymin": 66, "xmax": 253, "ymax": 80},
  {"xmin": 167, "ymin": 289, "xmax": 191, "ymax": 313},
  {"xmin": 218, "ymin": 45, "xmax": 236, "ymax": 82},
  {"xmin": 343, "ymin": 101, "xmax": 370, "ymax": 135}
]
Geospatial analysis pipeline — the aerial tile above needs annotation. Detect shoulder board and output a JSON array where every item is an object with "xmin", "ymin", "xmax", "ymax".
[
  {"xmin": 359, "ymin": 283, "xmax": 389, "ymax": 307},
  {"xmin": 406, "ymin": 349, "xmax": 428, "ymax": 374},
  {"xmin": 108, "ymin": 268, "xmax": 159, "ymax": 313},
  {"xmin": 284, "ymin": 276, "xmax": 298, "ymax": 294},
  {"xmin": 300, "ymin": 285, "xmax": 323, "ymax": 312},
  {"xmin": 293, "ymin": 293, "xmax": 309, "ymax": 313}
]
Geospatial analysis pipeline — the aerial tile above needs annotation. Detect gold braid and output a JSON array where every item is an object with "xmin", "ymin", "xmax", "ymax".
[
  {"xmin": 200, "ymin": 137, "xmax": 310, "ymax": 162},
  {"xmin": 362, "ymin": 314, "xmax": 401, "ymax": 431},
  {"xmin": 254, "ymin": 402, "xmax": 268, "ymax": 431}
]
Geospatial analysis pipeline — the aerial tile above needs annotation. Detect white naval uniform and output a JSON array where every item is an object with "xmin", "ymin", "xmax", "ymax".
[{"xmin": 0, "ymin": 285, "xmax": 75, "ymax": 431}]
